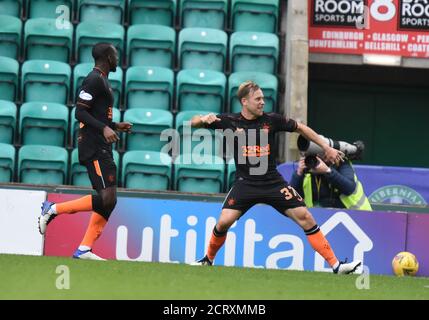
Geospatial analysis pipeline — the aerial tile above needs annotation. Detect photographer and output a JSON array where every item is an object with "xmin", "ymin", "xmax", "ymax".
[{"xmin": 290, "ymin": 138, "xmax": 372, "ymax": 211}]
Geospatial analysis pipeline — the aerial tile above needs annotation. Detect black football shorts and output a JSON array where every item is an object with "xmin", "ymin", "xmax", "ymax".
[
  {"xmin": 85, "ymin": 156, "xmax": 117, "ymax": 191},
  {"xmin": 222, "ymin": 178, "xmax": 305, "ymax": 215}
]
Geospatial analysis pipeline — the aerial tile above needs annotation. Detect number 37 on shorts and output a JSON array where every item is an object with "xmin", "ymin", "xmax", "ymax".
[{"xmin": 280, "ymin": 185, "xmax": 303, "ymax": 202}]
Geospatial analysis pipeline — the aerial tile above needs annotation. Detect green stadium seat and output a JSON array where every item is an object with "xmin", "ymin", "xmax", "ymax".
[
  {"xmin": 174, "ymin": 154, "xmax": 224, "ymax": 193},
  {"xmin": 27, "ymin": 0, "xmax": 74, "ymax": 19},
  {"xmin": 0, "ymin": 100, "xmax": 16, "ymax": 144},
  {"xmin": 123, "ymin": 108, "xmax": 173, "ymax": 151},
  {"xmin": 25, "ymin": 18, "xmax": 73, "ymax": 63},
  {"xmin": 76, "ymin": 21, "xmax": 124, "ymax": 63},
  {"xmin": 70, "ymin": 148, "xmax": 119, "ymax": 187},
  {"xmin": 125, "ymin": 66, "xmax": 174, "ymax": 110},
  {"xmin": 232, "ymin": 0, "xmax": 279, "ymax": 33},
  {"xmin": 19, "ymin": 102, "xmax": 69, "ymax": 147},
  {"xmin": 226, "ymin": 158, "xmax": 236, "ymax": 190},
  {"xmin": 70, "ymin": 106, "xmax": 120, "ymax": 147},
  {"xmin": 128, "ymin": 0, "xmax": 176, "ymax": 27},
  {"xmin": 70, "ymin": 147, "xmax": 90, "ymax": 186},
  {"xmin": 228, "ymin": 71, "xmax": 278, "ymax": 112},
  {"xmin": 0, "ymin": 15, "xmax": 22, "ymax": 59},
  {"xmin": 177, "ymin": 69, "xmax": 226, "ymax": 113},
  {"xmin": 122, "ymin": 150, "xmax": 172, "ymax": 190},
  {"xmin": 180, "ymin": 0, "xmax": 228, "ymax": 30},
  {"xmin": 0, "ymin": 142, "xmax": 15, "ymax": 183},
  {"xmin": 175, "ymin": 110, "xmax": 223, "ymax": 157},
  {"xmin": 179, "ymin": 27, "xmax": 227, "ymax": 72},
  {"xmin": 73, "ymin": 63, "xmax": 123, "ymax": 109},
  {"xmin": 78, "ymin": 0, "xmax": 125, "ymax": 24},
  {"xmin": 127, "ymin": 24, "xmax": 175, "ymax": 68},
  {"xmin": 230, "ymin": 31, "xmax": 279, "ymax": 74},
  {"xmin": 0, "ymin": 56, "xmax": 19, "ymax": 102},
  {"xmin": 0, "ymin": 0, "xmax": 24, "ymax": 18},
  {"xmin": 21, "ymin": 60, "xmax": 71, "ymax": 104},
  {"xmin": 18, "ymin": 145, "xmax": 68, "ymax": 185}
]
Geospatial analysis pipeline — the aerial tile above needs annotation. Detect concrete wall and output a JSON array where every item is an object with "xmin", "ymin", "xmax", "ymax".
[{"xmin": 283, "ymin": 0, "xmax": 309, "ymax": 162}]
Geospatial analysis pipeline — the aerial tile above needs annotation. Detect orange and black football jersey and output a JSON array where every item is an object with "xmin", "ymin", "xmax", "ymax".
[
  {"xmin": 76, "ymin": 68, "xmax": 114, "ymax": 163},
  {"xmin": 207, "ymin": 112, "xmax": 297, "ymax": 183}
]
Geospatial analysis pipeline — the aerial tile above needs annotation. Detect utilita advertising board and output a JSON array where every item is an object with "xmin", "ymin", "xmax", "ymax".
[
  {"xmin": 44, "ymin": 193, "xmax": 429, "ymax": 276},
  {"xmin": 309, "ymin": 0, "xmax": 429, "ymax": 58}
]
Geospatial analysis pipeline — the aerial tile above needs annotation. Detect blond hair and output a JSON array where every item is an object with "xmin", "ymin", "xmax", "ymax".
[{"xmin": 237, "ymin": 81, "xmax": 260, "ymax": 105}]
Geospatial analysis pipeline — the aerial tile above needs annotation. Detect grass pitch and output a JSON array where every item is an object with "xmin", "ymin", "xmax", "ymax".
[{"xmin": 1, "ymin": 254, "xmax": 428, "ymax": 300}]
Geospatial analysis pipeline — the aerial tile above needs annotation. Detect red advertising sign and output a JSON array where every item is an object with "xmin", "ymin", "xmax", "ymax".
[{"xmin": 309, "ymin": 0, "xmax": 429, "ymax": 58}]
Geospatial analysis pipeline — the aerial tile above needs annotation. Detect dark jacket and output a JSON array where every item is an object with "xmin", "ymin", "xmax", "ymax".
[{"xmin": 290, "ymin": 161, "xmax": 356, "ymax": 209}]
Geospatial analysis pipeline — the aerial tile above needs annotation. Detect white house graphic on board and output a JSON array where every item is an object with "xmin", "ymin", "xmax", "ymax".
[{"xmin": 314, "ymin": 211, "xmax": 373, "ymax": 273}]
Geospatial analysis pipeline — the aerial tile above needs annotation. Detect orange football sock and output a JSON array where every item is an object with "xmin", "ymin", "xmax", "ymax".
[
  {"xmin": 306, "ymin": 226, "xmax": 338, "ymax": 267},
  {"xmin": 207, "ymin": 228, "xmax": 227, "ymax": 261},
  {"xmin": 55, "ymin": 195, "xmax": 92, "ymax": 215},
  {"xmin": 80, "ymin": 212, "xmax": 107, "ymax": 248}
]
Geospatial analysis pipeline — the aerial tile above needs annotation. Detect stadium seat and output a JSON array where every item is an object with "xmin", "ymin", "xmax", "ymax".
[
  {"xmin": 0, "ymin": 143, "xmax": 15, "ymax": 183},
  {"xmin": 70, "ymin": 148, "xmax": 119, "ymax": 187},
  {"xmin": 25, "ymin": 18, "xmax": 73, "ymax": 63},
  {"xmin": 123, "ymin": 108, "xmax": 173, "ymax": 151},
  {"xmin": 19, "ymin": 102, "xmax": 69, "ymax": 147},
  {"xmin": 175, "ymin": 110, "xmax": 223, "ymax": 157},
  {"xmin": 180, "ymin": 0, "xmax": 228, "ymax": 30},
  {"xmin": 0, "ymin": 56, "xmax": 19, "ymax": 102},
  {"xmin": 78, "ymin": 0, "xmax": 125, "ymax": 24},
  {"xmin": 127, "ymin": 24, "xmax": 176, "ymax": 68},
  {"xmin": 0, "ymin": 15, "xmax": 22, "ymax": 59},
  {"xmin": 73, "ymin": 63, "xmax": 123, "ymax": 108},
  {"xmin": 128, "ymin": 0, "xmax": 176, "ymax": 27},
  {"xmin": 176, "ymin": 69, "xmax": 226, "ymax": 113},
  {"xmin": 70, "ymin": 106, "xmax": 120, "ymax": 147},
  {"xmin": 122, "ymin": 150, "xmax": 172, "ymax": 190},
  {"xmin": 228, "ymin": 71, "xmax": 278, "ymax": 112},
  {"xmin": 21, "ymin": 60, "xmax": 71, "ymax": 104},
  {"xmin": 0, "ymin": 0, "xmax": 24, "ymax": 18},
  {"xmin": 27, "ymin": 0, "xmax": 74, "ymax": 19},
  {"xmin": 174, "ymin": 154, "xmax": 224, "ymax": 193},
  {"xmin": 178, "ymin": 27, "xmax": 227, "ymax": 72},
  {"xmin": 226, "ymin": 158, "xmax": 236, "ymax": 190},
  {"xmin": 231, "ymin": 0, "xmax": 279, "ymax": 33},
  {"xmin": 18, "ymin": 145, "xmax": 68, "ymax": 185},
  {"xmin": 230, "ymin": 31, "xmax": 279, "ymax": 74},
  {"xmin": 0, "ymin": 100, "xmax": 16, "ymax": 144},
  {"xmin": 75, "ymin": 21, "xmax": 125, "ymax": 63},
  {"xmin": 125, "ymin": 66, "xmax": 174, "ymax": 110}
]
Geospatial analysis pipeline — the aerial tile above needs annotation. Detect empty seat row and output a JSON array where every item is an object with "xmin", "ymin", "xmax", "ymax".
[
  {"xmin": 0, "ymin": 100, "xmax": 70, "ymax": 146},
  {"xmin": 1, "ymin": 101, "xmax": 227, "ymax": 156},
  {"xmin": 0, "ymin": 59, "xmax": 278, "ymax": 112},
  {"xmin": 0, "ymin": 143, "xmax": 236, "ymax": 193},
  {"xmin": 0, "ymin": 19, "xmax": 280, "ymax": 74},
  {"xmin": 0, "ymin": 57, "xmax": 71, "ymax": 104},
  {"xmin": 0, "ymin": 0, "xmax": 280, "ymax": 33}
]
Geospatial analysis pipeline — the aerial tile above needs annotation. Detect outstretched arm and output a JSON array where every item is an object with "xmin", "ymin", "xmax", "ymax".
[{"xmin": 191, "ymin": 113, "xmax": 221, "ymax": 128}]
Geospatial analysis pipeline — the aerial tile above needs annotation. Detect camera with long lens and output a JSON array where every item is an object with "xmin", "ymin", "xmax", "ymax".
[
  {"xmin": 304, "ymin": 154, "xmax": 320, "ymax": 170},
  {"xmin": 297, "ymin": 135, "xmax": 365, "ymax": 171}
]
